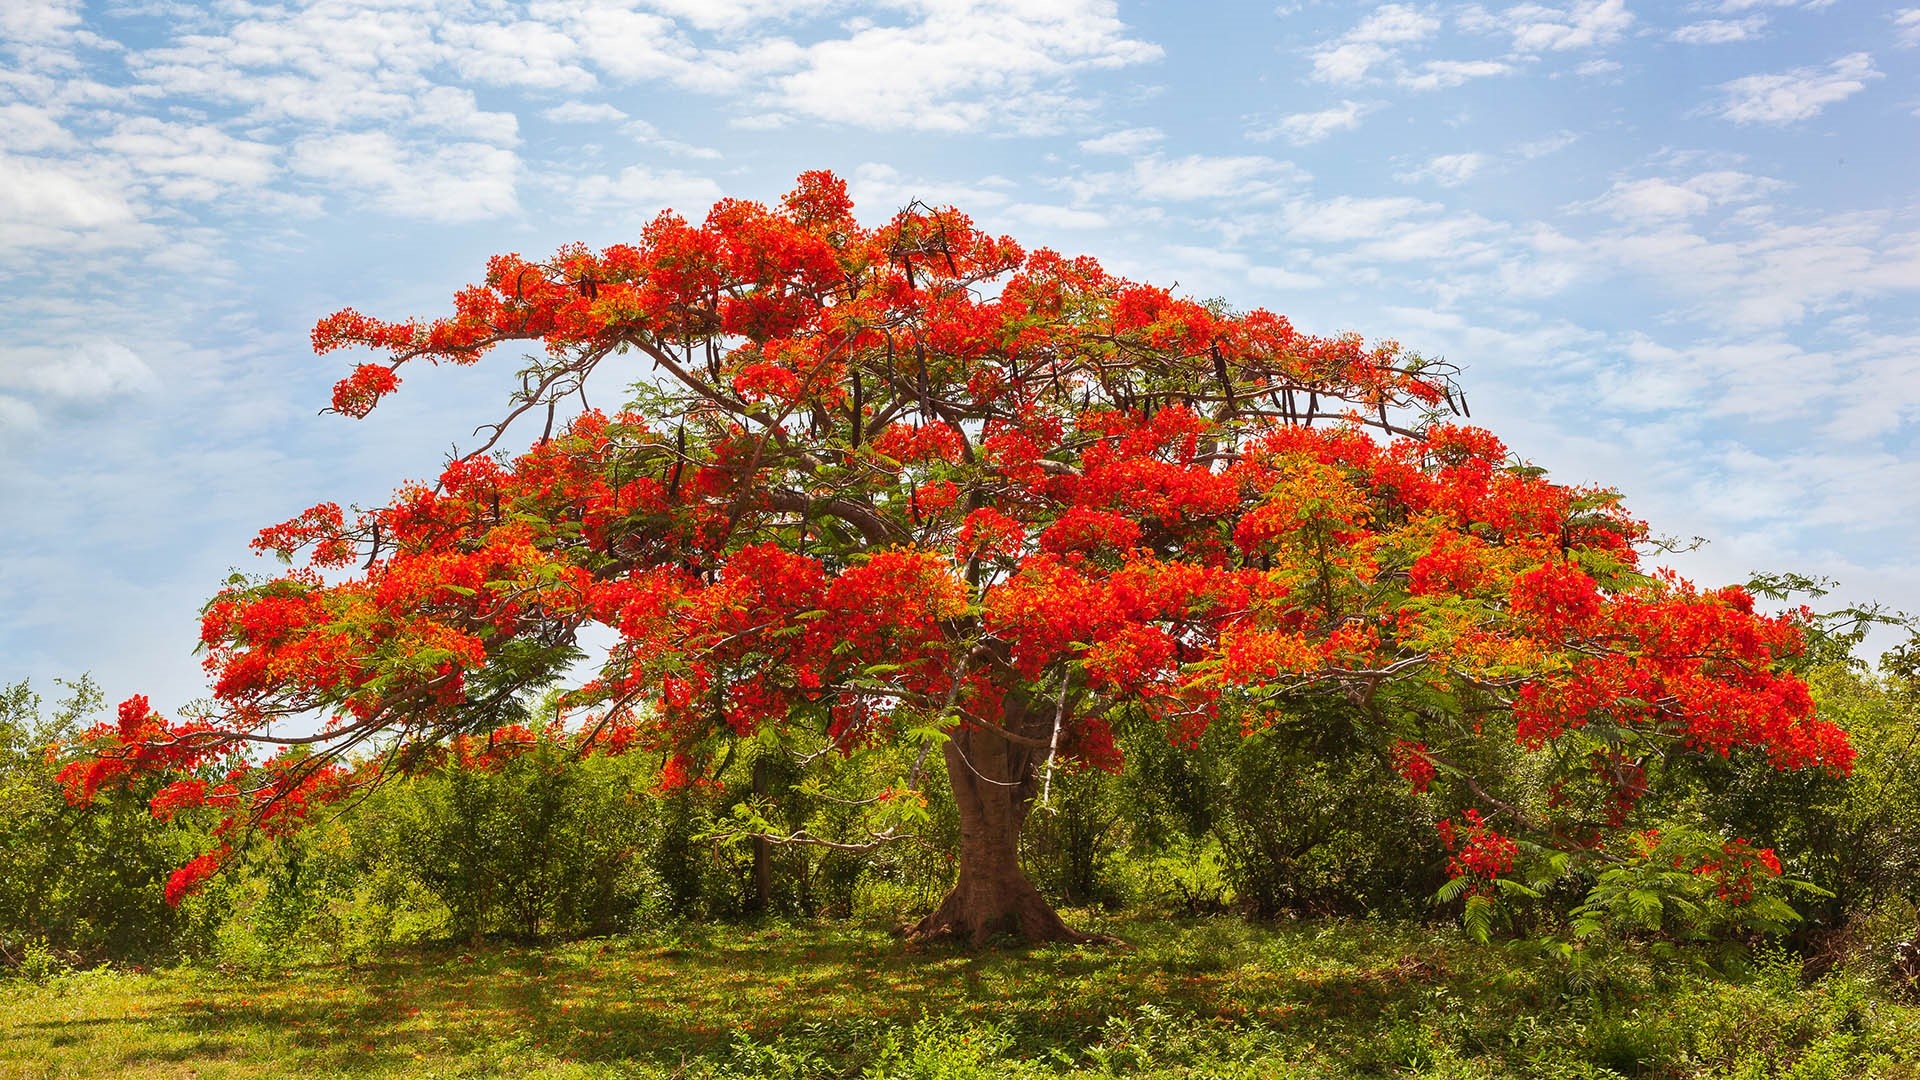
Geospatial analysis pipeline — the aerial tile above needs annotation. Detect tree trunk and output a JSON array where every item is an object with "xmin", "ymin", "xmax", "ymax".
[
  {"xmin": 749, "ymin": 756, "xmax": 772, "ymax": 913},
  {"xmin": 908, "ymin": 710, "xmax": 1089, "ymax": 946}
]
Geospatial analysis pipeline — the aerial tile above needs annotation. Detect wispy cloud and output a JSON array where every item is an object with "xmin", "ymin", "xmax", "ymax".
[
  {"xmin": 287, "ymin": 133, "xmax": 521, "ymax": 222},
  {"xmin": 0, "ymin": 343, "xmax": 159, "ymax": 411},
  {"xmin": 1308, "ymin": 4, "xmax": 1441, "ymax": 84},
  {"xmin": 1399, "ymin": 58, "xmax": 1512, "ymax": 91},
  {"xmin": 1078, "ymin": 127, "xmax": 1164, "ymax": 155},
  {"xmin": 1128, "ymin": 154, "xmax": 1308, "ymax": 202},
  {"xmin": 1398, "ymin": 152, "xmax": 1489, "ymax": 187},
  {"xmin": 1669, "ymin": 17, "xmax": 1769, "ymax": 44},
  {"xmin": 1895, "ymin": 8, "xmax": 1920, "ymax": 47},
  {"xmin": 1577, "ymin": 171, "xmax": 1785, "ymax": 222},
  {"xmin": 0, "ymin": 153, "xmax": 143, "ymax": 256},
  {"xmin": 1462, "ymin": 0, "xmax": 1634, "ymax": 53},
  {"xmin": 764, "ymin": 0, "xmax": 1161, "ymax": 132},
  {"xmin": 546, "ymin": 164, "xmax": 725, "ymax": 217},
  {"xmin": 1580, "ymin": 209, "xmax": 1920, "ymax": 330},
  {"xmin": 543, "ymin": 101, "xmax": 628, "ymax": 124},
  {"xmin": 1713, "ymin": 52, "xmax": 1880, "ymax": 125},
  {"xmin": 1711, "ymin": 0, "xmax": 1836, "ymax": 11},
  {"xmin": 1255, "ymin": 100, "xmax": 1378, "ymax": 145},
  {"xmin": 97, "ymin": 118, "xmax": 281, "ymax": 204}
]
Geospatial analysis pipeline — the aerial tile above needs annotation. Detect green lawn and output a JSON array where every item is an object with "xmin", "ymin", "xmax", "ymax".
[{"xmin": 4, "ymin": 914, "xmax": 1918, "ymax": 1078}]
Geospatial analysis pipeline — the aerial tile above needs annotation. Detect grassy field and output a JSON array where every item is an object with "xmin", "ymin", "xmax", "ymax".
[{"xmin": 4, "ymin": 913, "xmax": 1918, "ymax": 1079}]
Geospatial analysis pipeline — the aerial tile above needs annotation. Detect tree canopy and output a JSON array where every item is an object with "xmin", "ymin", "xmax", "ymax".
[{"xmin": 66, "ymin": 171, "xmax": 1851, "ymax": 942}]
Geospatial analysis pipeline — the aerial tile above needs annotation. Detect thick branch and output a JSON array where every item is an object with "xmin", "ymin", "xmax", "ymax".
[{"xmin": 764, "ymin": 488, "xmax": 908, "ymax": 546}]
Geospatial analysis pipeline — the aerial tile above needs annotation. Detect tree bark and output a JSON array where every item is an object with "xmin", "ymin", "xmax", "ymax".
[
  {"xmin": 908, "ymin": 705, "xmax": 1089, "ymax": 946},
  {"xmin": 749, "ymin": 755, "xmax": 772, "ymax": 913}
]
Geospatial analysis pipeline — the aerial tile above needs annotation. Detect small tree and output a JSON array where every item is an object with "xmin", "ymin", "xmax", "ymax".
[{"xmin": 75, "ymin": 172, "xmax": 1850, "ymax": 943}]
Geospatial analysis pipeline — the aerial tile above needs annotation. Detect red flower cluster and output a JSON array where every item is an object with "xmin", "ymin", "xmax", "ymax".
[
  {"xmin": 1691, "ymin": 838, "xmax": 1785, "ymax": 904},
  {"xmin": 329, "ymin": 363, "xmax": 399, "ymax": 418},
  {"xmin": 165, "ymin": 846, "xmax": 228, "ymax": 907},
  {"xmin": 731, "ymin": 361, "xmax": 804, "ymax": 404},
  {"xmin": 1390, "ymin": 740, "xmax": 1438, "ymax": 795},
  {"xmin": 1438, "ymin": 809, "xmax": 1519, "ymax": 891}
]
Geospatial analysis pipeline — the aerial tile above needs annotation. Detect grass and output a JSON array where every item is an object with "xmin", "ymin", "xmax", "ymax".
[{"xmin": 4, "ymin": 912, "xmax": 1919, "ymax": 1078}]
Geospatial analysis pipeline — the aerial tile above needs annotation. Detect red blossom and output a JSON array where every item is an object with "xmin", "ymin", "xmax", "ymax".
[
  {"xmin": 1439, "ymin": 809, "xmax": 1518, "ymax": 890},
  {"xmin": 164, "ymin": 846, "xmax": 228, "ymax": 907},
  {"xmin": 330, "ymin": 363, "xmax": 399, "ymax": 418},
  {"xmin": 1391, "ymin": 740, "xmax": 1438, "ymax": 795}
]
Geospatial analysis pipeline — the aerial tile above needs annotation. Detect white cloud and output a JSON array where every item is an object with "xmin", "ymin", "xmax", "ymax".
[
  {"xmin": 0, "ymin": 0, "xmax": 84, "ymax": 46},
  {"xmin": 635, "ymin": 0, "xmax": 840, "ymax": 34},
  {"xmin": 1248, "ymin": 265, "xmax": 1322, "ymax": 290},
  {"xmin": 133, "ymin": 31, "xmax": 521, "ymax": 144},
  {"xmin": 1712, "ymin": 0, "xmax": 1835, "ymax": 10},
  {"xmin": 555, "ymin": 164, "xmax": 725, "ymax": 216},
  {"xmin": 1399, "ymin": 58, "xmax": 1511, "ymax": 90},
  {"xmin": 1398, "ymin": 152, "xmax": 1488, "ymax": 187},
  {"xmin": 1516, "ymin": 131, "xmax": 1579, "ymax": 158},
  {"xmin": 0, "ymin": 102, "xmax": 73, "ymax": 151},
  {"xmin": 1005, "ymin": 203, "xmax": 1109, "ymax": 230},
  {"xmin": 1129, "ymin": 154, "xmax": 1307, "ymax": 202},
  {"xmin": 32, "ymin": 0, "xmax": 1162, "ymax": 145},
  {"xmin": 1580, "ymin": 171, "xmax": 1784, "ymax": 222},
  {"xmin": 0, "ymin": 394, "xmax": 38, "ymax": 435},
  {"xmin": 619, "ymin": 118, "xmax": 723, "ymax": 159},
  {"xmin": 543, "ymin": 2, "xmax": 748, "ymax": 94},
  {"xmin": 1894, "ymin": 8, "xmax": 1920, "ymax": 46},
  {"xmin": 767, "ymin": 0, "xmax": 1160, "ymax": 132},
  {"xmin": 0, "ymin": 153, "xmax": 137, "ymax": 238},
  {"xmin": 1714, "ymin": 52, "xmax": 1880, "ymax": 125},
  {"xmin": 1257, "ymin": 100, "xmax": 1377, "ymax": 145},
  {"xmin": 96, "ymin": 118, "xmax": 279, "ymax": 203},
  {"xmin": 1151, "ymin": 244, "xmax": 1324, "ymax": 293},
  {"xmin": 849, "ymin": 163, "xmax": 1016, "ymax": 217},
  {"xmin": 1280, "ymin": 195, "xmax": 1440, "ymax": 243},
  {"xmin": 1308, "ymin": 3, "xmax": 1440, "ymax": 84},
  {"xmin": 542, "ymin": 101, "xmax": 629, "ymax": 123},
  {"xmin": 1463, "ymin": 0, "xmax": 1633, "ymax": 52},
  {"xmin": 1670, "ymin": 17, "xmax": 1768, "ymax": 44},
  {"xmin": 1310, "ymin": 41, "xmax": 1391, "ymax": 84},
  {"xmin": 1576, "ymin": 208, "xmax": 1920, "ymax": 330},
  {"xmin": 1078, "ymin": 127, "xmax": 1162, "ymax": 155},
  {"xmin": 288, "ymin": 133, "xmax": 520, "ymax": 222},
  {"xmin": 1, "ymin": 343, "xmax": 159, "ymax": 404},
  {"xmin": 440, "ymin": 19, "xmax": 597, "ymax": 91},
  {"xmin": 1347, "ymin": 4, "xmax": 1444, "ymax": 44}
]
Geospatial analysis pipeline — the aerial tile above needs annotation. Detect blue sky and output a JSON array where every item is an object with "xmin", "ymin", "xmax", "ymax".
[{"xmin": 3, "ymin": 0, "xmax": 1917, "ymax": 713}]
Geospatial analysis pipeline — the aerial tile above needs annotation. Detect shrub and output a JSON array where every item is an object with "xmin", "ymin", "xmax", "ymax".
[{"xmin": 0, "ymin": 677, "xmax": 223, "ymax": 967}]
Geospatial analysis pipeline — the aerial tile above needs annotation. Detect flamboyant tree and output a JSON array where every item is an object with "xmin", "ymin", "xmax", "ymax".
[{"xmin": 67, "ymin": 171, "xmax": 1850, "ymax": 943}]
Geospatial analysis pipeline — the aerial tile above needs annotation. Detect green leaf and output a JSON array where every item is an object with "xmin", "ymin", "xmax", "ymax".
[
  {"xmin": 1463, "ymin": 894, "xmax": 1495, "ymax": 944},
  {"xmin": 1494, "ymin": 878, "xmax": 1542, "ymax": 900},
  {"xmin": 1626, "ymin": 889, "xmax": 1664, "ymax": 928}
]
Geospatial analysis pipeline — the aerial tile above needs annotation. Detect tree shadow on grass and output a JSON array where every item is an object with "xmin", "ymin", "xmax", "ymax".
[{"xmin": 14, "ymin": 918, "xmax": 1524, "ymax": 1077}]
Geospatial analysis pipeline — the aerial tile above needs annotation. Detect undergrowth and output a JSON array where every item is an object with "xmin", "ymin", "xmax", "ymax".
[{"xmin": 4, "ymin": 913, "xmax": 1918, "ymax": 1079}]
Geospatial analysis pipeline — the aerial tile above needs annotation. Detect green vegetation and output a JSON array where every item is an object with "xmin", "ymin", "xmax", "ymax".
[
  {"xmin": 7, "ymin": 623, "xmax": 1920, "ymax": 1077},
  {"xmin": 6, "ymin": 915, "xmax": 1920, "ymax": 1079},
  {"xmin": 3, "ymin": 910, "xmax": 1920, "ymax": 1076}
]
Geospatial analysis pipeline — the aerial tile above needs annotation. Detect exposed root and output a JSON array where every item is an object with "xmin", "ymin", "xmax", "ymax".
[{"xmin": 906, "ymin": 882, "xmax": 1106, "ymax": 947}]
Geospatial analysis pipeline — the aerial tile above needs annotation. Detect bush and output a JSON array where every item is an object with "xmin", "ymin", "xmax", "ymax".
[
  {"xmin": 0, "ymin": 677, "xmax": 224, "ymax": 967},
  {"xmin": 353, "ymin": 733, "xmax": 662, "ymax": 941},
  {"xmin": 1208, "ymin": 701, "xmax": 1448, "ymax": 919}
]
